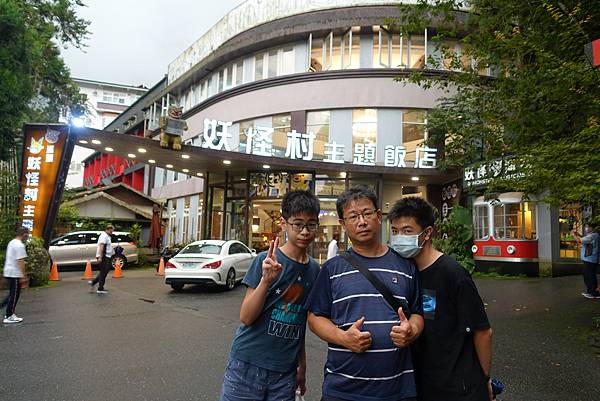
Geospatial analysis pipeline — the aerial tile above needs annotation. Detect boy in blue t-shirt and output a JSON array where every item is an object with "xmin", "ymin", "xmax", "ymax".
[{"xmin": 220, "ymin": 190, "xmax": 321, "ymax": 401}]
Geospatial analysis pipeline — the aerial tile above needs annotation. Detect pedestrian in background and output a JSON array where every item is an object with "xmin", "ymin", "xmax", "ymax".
[
  {"xmin": 573, "ymin": 224, "xmax": 600, "ymax": 299},
  {"xmin": 326, "ymin": 233, "xmax": 339, "ymax": 261},
  {"xmin": 388, "ymin": 197, "xmax": 494, "ymax": 401},
  {"xmin": 89, "ymin": 224, "xmax": 114, "ymax": 294},
  {"xmin": 2, "ymin": 227, "xmax": 29, "ymax": 324}
]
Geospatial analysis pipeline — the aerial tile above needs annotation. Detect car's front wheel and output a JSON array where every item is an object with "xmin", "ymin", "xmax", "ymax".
[
  {"xmin": 170, "ymin": 283, "xmax": 184, "ymax": 291},
  {"xmin": 225, "ymin": 268, "xmax": 236, "ymax": 290}
]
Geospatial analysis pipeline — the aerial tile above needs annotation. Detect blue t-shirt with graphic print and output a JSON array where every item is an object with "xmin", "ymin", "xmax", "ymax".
[
  {"xmin": 306, "ymin": 248, "xmax": 422, "ymax": 401},
  {"xmin": 229, "ymin": 249, "xmax": 320, "ymax": 373}
]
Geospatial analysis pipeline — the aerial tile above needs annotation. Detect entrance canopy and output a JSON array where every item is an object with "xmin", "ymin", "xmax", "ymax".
[{"xmin": 74, "ymin": 127, "xmax": 458, "ymax": 184}]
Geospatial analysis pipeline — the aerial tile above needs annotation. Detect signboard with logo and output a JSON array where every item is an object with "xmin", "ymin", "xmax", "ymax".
[{"xmin": 18, "ymin": 124, "xmax": 75, "ymax": 246}]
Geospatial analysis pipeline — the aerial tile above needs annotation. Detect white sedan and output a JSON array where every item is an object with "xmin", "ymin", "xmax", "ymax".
[{"xmin": 164, "ymin": 240, "xmax": 256, "ymax": 291}]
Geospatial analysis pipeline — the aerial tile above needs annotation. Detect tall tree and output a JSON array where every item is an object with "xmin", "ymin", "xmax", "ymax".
[
  {"xmin": 0, "ymin": 0, "xmax": 89, "ymax": 161},
  {"xmin": 394, "ymin": 1, "xmax": 600, "ymax": 211}
]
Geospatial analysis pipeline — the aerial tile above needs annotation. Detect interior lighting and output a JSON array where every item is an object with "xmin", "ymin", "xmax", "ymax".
[
  {"xmin": 181, "ymin": 154, "xmax": 190, "ymax": 159},
  {"xmin": 182, "ymin": 168, "xmax": 189, "ymax": 173},
  {"xmin": 262, "ymin": 164, "xmax": 270, "ymax": 169},
  {"xmin": 223, "ymin": 160, "xmax": 231, "ymax": 165},
  {"xmin": 91, "ymin": 139, "xmax": 101, "ymax": 145},
  {"xmin": 411, "ymin": 176, "xmax": 420, "ymax": 182},
  {"xmin": 166, "ymin": 164, "xmax": 173, "ymax": 168},
  {"xmin": 340, "ymin": 172, "xmax": 347, "ymax": 178},
  {"xmin": 78, "ymin": 140, "xmax": 88, "ymax": 144},
  {"xmin": 148, "ymin": 159, "xmax": 156, "ymax": 164},
  {"xmin": 137, "ymin": 148, "xmax": 147, "ymax": 153},
  {"xmin": 104, "ymin": 147, "xmax": 114, "ymax": 152},
  {"xmin": 240, "ymin": 178, "xmax": 246, "ymax": 181},
  {"xmin": 127, "ymin": 153, "xmax": 136, "ymax": 158},
  {"xmin": 196, "ymin": 172, "xmax": 203, "ymax": 177}
]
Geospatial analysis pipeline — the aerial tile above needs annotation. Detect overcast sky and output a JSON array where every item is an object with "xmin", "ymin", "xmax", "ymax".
[{"xmin": 62, "ymin": 0, "xmax": 245, "ymax": 87}]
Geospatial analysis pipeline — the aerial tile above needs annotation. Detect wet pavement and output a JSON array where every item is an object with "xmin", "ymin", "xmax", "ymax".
[{"xmin": 0, "ymin": 270, "xmax": 598, "ymax": 401}]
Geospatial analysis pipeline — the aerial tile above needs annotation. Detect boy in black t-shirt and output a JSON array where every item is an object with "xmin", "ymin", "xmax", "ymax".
[{"xmin": 388, "ymin": 197, "xmax": 494, "ymax": 401}]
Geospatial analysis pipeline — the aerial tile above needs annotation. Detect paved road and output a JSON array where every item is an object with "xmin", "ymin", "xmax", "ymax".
[{"xmin": 0, "ymin": 270, "xmax": 598, "ymax": 401}]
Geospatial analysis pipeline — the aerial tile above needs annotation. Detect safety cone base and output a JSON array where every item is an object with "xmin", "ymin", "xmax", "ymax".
[
  {"xmin": 49, "ymin": 261, "xmax": 60, "ymax": 281},
  {"xmin": 82, "ymin": 260, "xmax": 93, "ymax": 280},
  {"xmin": 112, "ymin": 259, "xmax": 124, "ymax": 278}
]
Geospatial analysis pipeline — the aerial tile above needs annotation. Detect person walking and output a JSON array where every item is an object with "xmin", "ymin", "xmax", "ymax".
[
  {"xmin": 326, "ymin": 233, "xmax": 339, "ymax": 261},
  {"xmin": 573, "ymin": 224, "xmax": 600, "ymax": 299},
  {"xmin": 89, "ymin": 224, "xmax": 114, "ymax": 294},
  {"xmin": 2, "ymin": 227, "xmax": 29, "ymax": 324},
  {"xmin": 219, "ymin": 190, "xmax": 321, "ymax": 401},
  {"xmin": 307, "ymin": 186, "xmax": 423, "ymax": 401},
  {"xmin": 388, "ymin": 197, "xmax": 494, "ymax": 401}
]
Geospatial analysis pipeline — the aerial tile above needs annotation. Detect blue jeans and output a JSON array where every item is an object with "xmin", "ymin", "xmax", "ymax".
[{"xmin": 220, "ymin": 357, "xmax": 297, "ymax": 401}]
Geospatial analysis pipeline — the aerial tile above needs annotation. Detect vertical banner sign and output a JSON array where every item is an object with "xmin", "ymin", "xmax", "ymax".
[{"xmin": 18, "ymin": 124, "xmax": 74, "ymax": 246}]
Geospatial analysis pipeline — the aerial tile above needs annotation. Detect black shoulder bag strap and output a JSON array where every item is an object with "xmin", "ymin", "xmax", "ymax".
[{"xmin": 340, "ymin": 252, "xmax": 408, "ymax": 314}]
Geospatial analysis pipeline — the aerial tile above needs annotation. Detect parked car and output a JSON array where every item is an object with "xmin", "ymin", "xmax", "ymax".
[
  {"xmin": 49, "ymin": 231, "xmax": 138, "ymax": 268},
  {"xmin": 164, "ymin": 240, "xmax": 256, "ymax": 291}
]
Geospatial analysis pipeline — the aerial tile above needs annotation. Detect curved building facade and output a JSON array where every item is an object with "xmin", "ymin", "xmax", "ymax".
[{"xmin": 141, "ymin": 0, "xmax": 472, "ymax": 260}]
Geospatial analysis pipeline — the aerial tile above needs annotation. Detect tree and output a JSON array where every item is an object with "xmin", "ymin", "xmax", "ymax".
[
  {"xmin": 0, "ymin": 0, "xmax": 89, "ymax": 161},
  {"xmin": 393, "ymin": 1, "xmax": 600, "ymax": 211}
]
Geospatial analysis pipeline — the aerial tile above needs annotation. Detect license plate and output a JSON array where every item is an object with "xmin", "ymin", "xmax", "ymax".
[{"xmin": 180, "ymin": 262, "xmax": 199, "ymax": 269}]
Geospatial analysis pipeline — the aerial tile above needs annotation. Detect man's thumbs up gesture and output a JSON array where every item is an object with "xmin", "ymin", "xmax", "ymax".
[
  {"xmin": 343, "ymin": 317, "xmax": 372, "ymax": 353},
  {"xmin": 390, "ymin": 308, "xmax": 420, "ymax": 348}
]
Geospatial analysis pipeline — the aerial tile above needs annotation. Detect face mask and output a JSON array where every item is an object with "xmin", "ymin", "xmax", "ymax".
[{"xmin": 390, "ymin": 230, "xmax": 427, "ymax": 258}]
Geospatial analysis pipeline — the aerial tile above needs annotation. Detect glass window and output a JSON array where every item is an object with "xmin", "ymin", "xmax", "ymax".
[
  {"xmin": 493, "ymin": 202, "xmax": 537, "ymax": 240},
  {"xmin": 272, "ymin": 114, "xmax": 291, "ymax": 158},
  {"xmin": 402, "ymin": 110, "xmax": 427, "ymax": 163},
  {"xmin": 180, "ymin": 243, "xmax": 222, "ymax": 255},
  {"xmin": 235, "ymin": 60, "xmax": 243, "ymax": 86},
  {"xmin": 306, "ymin": 111, "xmax": 330, "ymax": 160},
  {"xmin": 310, "ymin": 37, "xmax": 324, "ymax": 72},
  {"xmin": 290, "ymin": 173, "xmax": 313, "ymax": 192},
  {"xmin": 342, "ymin": 27, "xmax": 360, "ymax": 69},
  {"xmin": 225, "ymin": 64, "xmax": 233, "ymax": 89},
  {"xmin": 559, "ymin": 204, "xmax": 582, "ymax": 259},
  {"xmin": 473, "ymin": 205, "xmax": 489, "ymax": 240},
  {"xmin": 218, "ymin": 69, "xmax": 224, "ymax": 92},
  {"xmin": 280, "ymin": 47, "xmax": 294, "ymax": 75},
  {"xmin": 352, "ymin": 109, "xmax": 377, "ymax": 157},
  {"xmin": 316, "ymin": 179, "xmax": 345, "ymax": 197},
  {"xmin": 410, "ymin": 35, "xmax": 426, "ymax": 69},
  {"xmin": 373, "ymin": 27, "xmax": 391, "ymax": 67},
  {"xmin": 239, "ymin": 119, "xmax": 254, "ymax": 154},
  {"xmin": 255, "ymin": 53, "xmax": 265, "ymax": 80},
  {"xmin": 268, "ymin": 50, "xmax": 278, "ymax": 78}
]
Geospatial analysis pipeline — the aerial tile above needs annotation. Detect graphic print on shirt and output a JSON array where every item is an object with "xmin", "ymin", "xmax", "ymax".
[
  {"xmin": 268, "ymin": 278, "xmax": 305, "ymax": 340},
  {"xmin": 422, "ymin": 289, "xmax": 437, "ymax": 320}
]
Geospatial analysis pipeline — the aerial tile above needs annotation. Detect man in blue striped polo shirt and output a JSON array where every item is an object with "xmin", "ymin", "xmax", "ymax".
[{"xmin": 307, "ymin": 186, "xmax": 424, "ymax": 401}]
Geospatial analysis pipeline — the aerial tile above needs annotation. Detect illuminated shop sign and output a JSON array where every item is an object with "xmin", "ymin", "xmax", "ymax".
[
  {"xmin": 463, "ymin": 158, "xmax": 525, "ymax": 187},
  {"xmin": 18, "ymin": 126, "xmax": 70, "ymax": 237},
  {"xmin": 201, "ymin": 118, "xmax": 438, "ymax": 169}
]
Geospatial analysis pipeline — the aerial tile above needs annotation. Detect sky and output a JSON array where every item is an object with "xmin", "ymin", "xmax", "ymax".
[{"xmin": 62, "ymin": 0, "xmax": 245, "ymax": 87}]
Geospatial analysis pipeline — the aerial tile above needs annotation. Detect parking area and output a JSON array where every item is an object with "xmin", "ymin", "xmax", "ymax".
[{"xmin": 0, "ymin": 270, "xmax": 599, "ymax": 401}]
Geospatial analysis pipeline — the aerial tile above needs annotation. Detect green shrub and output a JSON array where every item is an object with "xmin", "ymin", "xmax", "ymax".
[
  {"xmin": 432, "ymin": 206, "xmax": 476, "ymax": 274},
  {"xmin": 25, "ymin": 237, "xmax": 51, "ymax": 286}
]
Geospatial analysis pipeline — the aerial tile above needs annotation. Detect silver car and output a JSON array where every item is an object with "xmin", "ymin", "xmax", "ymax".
[{"xmin": 49, "ymin": 231, "xmax": 138, "ymax": 268}]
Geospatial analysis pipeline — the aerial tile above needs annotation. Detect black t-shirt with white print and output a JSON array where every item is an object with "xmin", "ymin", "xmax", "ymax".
[{"xmin": 412, "ymin": 254, "xmax": 490, "ymax": 401}]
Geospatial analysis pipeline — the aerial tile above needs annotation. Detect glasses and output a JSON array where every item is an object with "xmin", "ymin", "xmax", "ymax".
[
  {"xmin": 286, "ymin": 221, "xmax": 319, "ymax": 232},
  {"xmin": 343, "ymin": 209, "xmax": 378, "ymax": 224}
]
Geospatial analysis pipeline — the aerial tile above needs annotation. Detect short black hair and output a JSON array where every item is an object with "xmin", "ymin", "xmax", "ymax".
[
  {"xmin": 16, "ymin": 227, "xmax": 29, "ymax": 237},
  {"xmin": 281, "ymin": 190, "xmax": 320, "ymax": 220},
  {"xmin": 336, "ymin": 185, "xmax": 379, "ymax": 219},
  {"xmin": 388, "ymin": 197, "xmax": 436, "ymax": 230}
]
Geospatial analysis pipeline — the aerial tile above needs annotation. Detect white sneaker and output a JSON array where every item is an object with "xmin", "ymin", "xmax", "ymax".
[
  {"xmin": 3, "ymin": 314, "xmax": 23, "ymax": 324},
  {"xmin": 96, "ymin": 289, "xmax": 108, "ymax": 294}
]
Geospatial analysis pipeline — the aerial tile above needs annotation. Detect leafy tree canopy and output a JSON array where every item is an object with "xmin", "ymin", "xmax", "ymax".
[
  {"xmin": 0, "ymin": 0, "xmax": 89, "ymax": 160},
  {"xmin": 393, "ymin": 0, "xmax": 600, "ymax": 208}
]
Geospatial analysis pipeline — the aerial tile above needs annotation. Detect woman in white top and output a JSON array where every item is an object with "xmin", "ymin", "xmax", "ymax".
[{"xmin": 2, "ymin": 227, "xmax": 29, "ymax": 324}]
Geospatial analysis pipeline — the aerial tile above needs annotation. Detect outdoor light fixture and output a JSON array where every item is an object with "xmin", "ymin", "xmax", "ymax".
[
  {"xmin": 71, "ymin": 117, "xmax": 85, "ymax": 128},
  {"xmin": 262, "ymin": 164, "xmax": 270, "ymax": 169},
  {"xmin": 91, "ymin": 139, "xmax": 101, "ymax": 145},
  {"xmin": 182, "ymin": 168, "xmax": 189, "ymax": 173},
  {"xmin": 105, "ymin": 147, "xmax": 114, "ymax": 152},
  {"xmin": 137, "ymin": 148, "xmax": 147, "ymax": 153},
  {"xmin": 148, "ymin": 159, "xmax": 156, "ymax": 164},
  {"xmin": 78, "ymin": 140, "xmax": 88, "ymax": 144},
  {"xmin": 127, "ymin": 153, "xmax": 136, "ymax": 158},
  {"xmin": 411, "ymin": 176, "xmax": 420, "ymax": 182},
  {"xmin": 166, "ymin": 164, "xmax": 173, "ymax": 168},
  {"xmin": 181, "ymin": 154, "xmax": 190, "ymax": 159},
  {"xmin": 223, "ymin": 160, "xmax": 231, "ymax": 165}
]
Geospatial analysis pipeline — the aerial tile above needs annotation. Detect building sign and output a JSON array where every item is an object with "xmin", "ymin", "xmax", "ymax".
[
  {"xmin": 18, "ymin": 125, "xmax": 73, "ymax": 243},
  {"xmin": 464, "ymin": 158, "xmax": 525, "ymax": 187},
  {"xmin": 202, "ymin": 118, "xmax": 438, "ymax": 169}
]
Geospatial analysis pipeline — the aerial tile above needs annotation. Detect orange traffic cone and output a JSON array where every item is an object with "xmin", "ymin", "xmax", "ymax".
[
  {"xmin": 49, "ymin": 261, "xmax": 60, "ymax": 281},
  {"xmin": 112, "ymin": 259, "xmax": 124, "ymax": 278},
  {"xmin": 82, "ymin": 260, "xmax": 93, "ymax": 280},
  {"xmin": 156, "ymin": 257, "xmax": 165, "ymax": 276}
]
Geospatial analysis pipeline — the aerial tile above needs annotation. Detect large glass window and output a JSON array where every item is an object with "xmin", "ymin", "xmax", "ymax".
[
  {"xmin": 352, "ymin": 108, "xmax": 377, "ymax": 151},
  {"xmin": 255, "ymin": 53, "xmax": 265, "ymax": 80},
  {"xmin": 310, "ymin": 37, "xmax": 324, "ymax": 72},
  {"xmin": 235, "ymin": 60, "xmax": 243, "ymax": 86},
  {"xmin": 493, "ymin": 202, "xmax": 537, "ymax": 240},
  {"xmin": 272, "ymin": 114, "xmax": 291, "ymax": 158},
  {"xmin": 559, "ymin": 204, "xmax": 582, "ymax": 259},
  {"xmin": 342, "ymin": 27, "xmax": 360, "ymax": 69},
  {"xmin": 373, "ymin": 27, "xmax": 391, "ymax": 67},
  {"xmin": 306, "ymin": 111, "xmax": 330, "ymax": 160},
  {"xmin": 280, "ymin": 47, "xmax": 294, "ymax": 75},
  {"xmin": 473, "ymin": 205, "xmax": 489, "ymax": 240},
  {"xmin": 402, "ymin": 110, "xmax": 427, "ymax": 163},
  {"xmin": 268, "ymin": 49, "xmax": 278, "ymax": 78}
]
